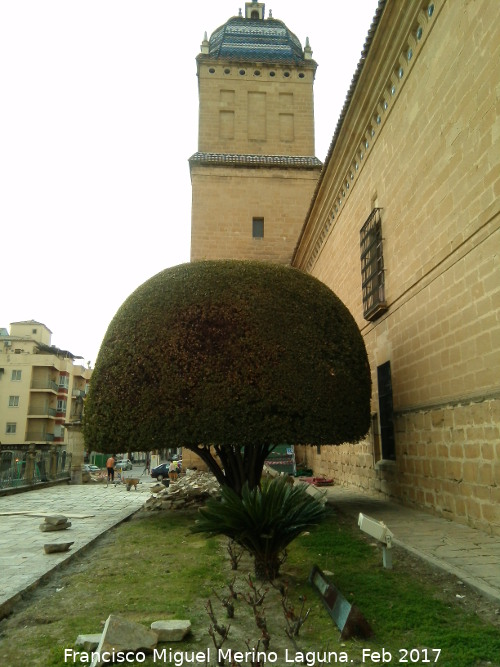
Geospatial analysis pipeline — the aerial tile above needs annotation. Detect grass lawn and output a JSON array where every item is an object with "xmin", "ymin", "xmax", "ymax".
[{"xmin": 0, "ymin": 505, "xmax": 498, "ymax": 667}]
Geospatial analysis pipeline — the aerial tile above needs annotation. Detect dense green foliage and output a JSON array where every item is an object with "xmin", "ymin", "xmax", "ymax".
[
  {"xmin": 84, "ymin": 260, "xmax": 371, "ymax": 490},
  {"xmin": 192, "ymin": 476, "xmax": 326, "ymax": 579}
]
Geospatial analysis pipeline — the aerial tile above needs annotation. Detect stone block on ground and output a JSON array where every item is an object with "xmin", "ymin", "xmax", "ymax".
[
  {"xmin": 43, "ymin": 542, "xmax": 74, "ymax": 554},
  {"xmin": 90, "ymin": 614, "xmax": 158, "ymax": 666},
  {"xmin": 39, "ymin": 520, "xmax": 71, "ymax": 531},
  {"xmin": 44, "ymin": 515, "xmax": 69, "ymax": 526},
  {"xmin": 151, "ymin": 619, "xmax": 191, "ymax": 642},
  {"xmin": 75, "ymin": 633, "xmax": 102, "ymax": 651}
]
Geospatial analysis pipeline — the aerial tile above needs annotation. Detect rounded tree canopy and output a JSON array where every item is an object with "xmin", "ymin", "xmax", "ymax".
[{"xmin": 83, "ymin": 261, "xmax": 371, "ymax": 452}]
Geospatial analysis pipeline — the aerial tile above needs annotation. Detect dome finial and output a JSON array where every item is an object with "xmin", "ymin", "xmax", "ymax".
[{"xmin": 201, "ymin": 31, "xmax": 210, "ymax": 54}]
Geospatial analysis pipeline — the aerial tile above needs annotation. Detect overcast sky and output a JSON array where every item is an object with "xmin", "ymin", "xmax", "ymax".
[{"xmin": 0, "ymin": 0, "xmax": 377, "ymax": 365}]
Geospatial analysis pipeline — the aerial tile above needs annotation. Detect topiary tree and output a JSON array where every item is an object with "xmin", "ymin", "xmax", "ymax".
[{"xmin": 83, "ymin": 260, "xmax": 371, "ymax": 494}]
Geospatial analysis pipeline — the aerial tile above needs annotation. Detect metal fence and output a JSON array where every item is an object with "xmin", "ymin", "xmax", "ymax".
[{"xmin": 0, "ymin": 445, "xmax": 72, "ymax": 490}]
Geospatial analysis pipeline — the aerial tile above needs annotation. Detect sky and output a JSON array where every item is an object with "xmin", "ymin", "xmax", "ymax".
[{"xmin": 0, "ymin": 0, "xmax": 378, "ymax": 365}]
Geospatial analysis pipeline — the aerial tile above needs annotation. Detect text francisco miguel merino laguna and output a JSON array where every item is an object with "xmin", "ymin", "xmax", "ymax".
[{"xmin": 63, "ymin": 647, "xmax": 362, "ymax": 665}]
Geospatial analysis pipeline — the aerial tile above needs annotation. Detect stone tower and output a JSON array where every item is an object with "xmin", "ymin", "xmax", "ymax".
[{"xmin": 190, "ymin": 1, "xmax": 322, "ymax": 263}]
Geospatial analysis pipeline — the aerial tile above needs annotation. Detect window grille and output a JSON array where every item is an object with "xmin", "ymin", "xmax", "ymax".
[{"xmin": 360, "ymin": 208, "xmax": 387, "ymax": 320}]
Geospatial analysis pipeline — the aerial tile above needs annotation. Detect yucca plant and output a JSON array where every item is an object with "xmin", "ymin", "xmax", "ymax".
[{"xmin": 192, "ymin": 476, "xmax": 326, "ymax": 580}]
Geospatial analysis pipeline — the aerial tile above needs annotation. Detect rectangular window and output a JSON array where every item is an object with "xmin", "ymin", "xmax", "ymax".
[
  {"xmin": 377, "ymin": 361, "xmax": 396, "ymax": 461},
  {"xmin": 57, "ymin": 399, "xmax": 67, "ymax": 413},
  {"xmin": 8, "ymin": 396, "xmax": 19, "ymax": 407},
  {"xmin": 6, "ymin": 423, "xmax": 16, "ymax": 434},
  {"xmin": 11, "ymin": 370, "xmax": 21, "ymax": 381},
  {"xmin": 360, "ymin": 208, "xmax": 387, "ymax": 320},
  {"xmin": 252, "ymin": 217, "xmax": 264, "ymax": 238},
  {"xmin": 58, "ymin": 375, "xmax": 69, "ymax": 388}
]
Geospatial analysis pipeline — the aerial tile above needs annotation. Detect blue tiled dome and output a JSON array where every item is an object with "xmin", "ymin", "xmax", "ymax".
[{"xmin": 209, "ymin": 16, "xmax": 305, "ymax": 64}]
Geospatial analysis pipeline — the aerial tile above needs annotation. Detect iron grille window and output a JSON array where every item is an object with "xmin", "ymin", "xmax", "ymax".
[{"xmin": 360, "ymin": 208, "xmax": 387, "ymax": 320}]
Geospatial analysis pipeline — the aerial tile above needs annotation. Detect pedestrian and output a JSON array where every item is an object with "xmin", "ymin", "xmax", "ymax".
[
  {"xmin": 168, "ymin": 457, "xmax": 179, "ymax": 483},
  {"xmin": 106, "ymin": 455, "xmax": 116, "ymax": 483}
]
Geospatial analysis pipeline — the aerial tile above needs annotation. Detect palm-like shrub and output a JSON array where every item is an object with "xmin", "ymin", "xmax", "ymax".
[{"xmin": 192, "ymin": 476, "xmax": 326, "ymax": 580}]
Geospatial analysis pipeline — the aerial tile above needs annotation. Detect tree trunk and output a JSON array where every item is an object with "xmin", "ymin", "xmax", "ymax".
[
  {"xmin": 254, "ymin": 554, "xmax": 280, "ymax": 581},
  {"xmin": 184, "ymin": 443, "xmax": 276, "ymax": 496}
]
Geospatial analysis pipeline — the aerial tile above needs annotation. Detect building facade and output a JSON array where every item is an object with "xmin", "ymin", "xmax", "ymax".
[
  {"xmin": 190, "ymin": 0, "xmax": 500, "ymax": 534},
  {"xmin": 0, "ymin": 321, "xmax": 91, "ymax": 449},
  {"xmin": 190, "ymin": 1, "xmax": 322, "ymax": 264},
  {"xmin": 292, "ymin": 0, "xmax": 500, "ymax": 535}
]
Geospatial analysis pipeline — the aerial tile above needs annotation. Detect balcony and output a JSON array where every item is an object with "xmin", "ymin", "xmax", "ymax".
[
  {"xmin": 27, "ymin": 406, "xmax": 57, "ymax": 418},
  {"xmin": 72, "ymin": 388, "xmax": 86, "ymax": 398},
  {"xmin": 25, "ymin": 432, "xmax": 55, "ymax": 443},
  {"xmin": 31, "ymin": 380, "xmax": 59, "ymax": 393}
]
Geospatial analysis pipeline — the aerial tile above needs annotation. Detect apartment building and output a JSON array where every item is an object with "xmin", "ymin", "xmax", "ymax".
[{"xmin": 0, "ymin": 321, "xmax": 91, "ymax": 448}]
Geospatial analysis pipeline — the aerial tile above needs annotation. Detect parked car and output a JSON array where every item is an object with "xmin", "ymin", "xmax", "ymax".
[
  {"xmin": 83, "ymin": 464, "xmax": 100, "ymax": 473},
  {"xmin": 151, "ymin": 462, "xmax": 169, "ymax": 481},
  {"xmin": 115, "ymin": 459, "xmax": 133, "ymax": 471}
]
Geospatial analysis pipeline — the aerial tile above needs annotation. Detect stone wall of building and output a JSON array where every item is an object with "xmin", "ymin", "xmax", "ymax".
[
  {"xmin": 294, "ymin": 0, "xmax": 500, "ymax": 535},
  {"xmin": 190, "ymin": 165, "xmax": 320, "ymax": 263},
  {"xmin": 196, "ymin": 62, "xmax": 316, "ymax": 157},
  {"xmin": 191, "ymin": 40, "xmax": 321, "ymax": 265},
  {"xmin": 297, "ymin": 394, "xmax": 500, "ymax": 535}
]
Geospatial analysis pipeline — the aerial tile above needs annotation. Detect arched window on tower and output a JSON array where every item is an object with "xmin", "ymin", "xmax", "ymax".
[{"xmin": 245, "ymin": 2, "xmax": 264, "ymax": 20}]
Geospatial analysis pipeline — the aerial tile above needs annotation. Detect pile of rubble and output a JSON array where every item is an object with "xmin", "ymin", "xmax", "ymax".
[{"xmin": 144, "ymin": 470, "xmax": 220, "ymax": 511}]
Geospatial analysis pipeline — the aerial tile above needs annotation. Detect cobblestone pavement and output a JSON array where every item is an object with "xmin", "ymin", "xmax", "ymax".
[{"xmin": 0, "ymin": 476, "xmax": 150, "ymax": 618}]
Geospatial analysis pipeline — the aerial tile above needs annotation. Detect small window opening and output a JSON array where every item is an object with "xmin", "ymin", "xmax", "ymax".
[
  {"xmin": 377, "ymin": 361, "xmax": 396, "ymax": 461},
  {"xmin": 252, "ymin": 217, "xmax": 264, "ymax": 238}
]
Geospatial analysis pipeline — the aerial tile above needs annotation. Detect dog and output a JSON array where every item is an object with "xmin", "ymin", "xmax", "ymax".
[{"xmin": 124, "ymin": 477, "xmax": 140, "ymax": 491}]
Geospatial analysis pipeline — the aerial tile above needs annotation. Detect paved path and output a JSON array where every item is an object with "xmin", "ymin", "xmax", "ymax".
[
  {"xmin": 0, "ymin": 478, "xmax": 499, "ymax": 621},
  {"xmin": 322, "ymin": 485, "xmax": 500, "ymax": 604},
  {"xmin": 0, "ymin": 478, "xmax": 149, "ymax": 619}
]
